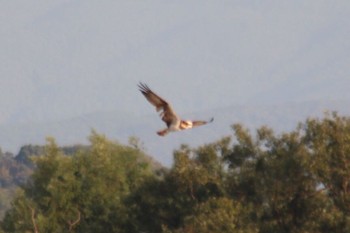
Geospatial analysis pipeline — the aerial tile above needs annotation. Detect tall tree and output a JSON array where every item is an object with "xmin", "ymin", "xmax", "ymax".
[{"xmin": 2, "ymin": 133, "xmax": 153, "ymax": 233}]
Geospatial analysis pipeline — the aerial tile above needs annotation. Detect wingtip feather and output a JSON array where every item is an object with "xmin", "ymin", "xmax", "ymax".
[{"xmin": 138, "ymin": 82, "xmax": 150, "ymax": 94}]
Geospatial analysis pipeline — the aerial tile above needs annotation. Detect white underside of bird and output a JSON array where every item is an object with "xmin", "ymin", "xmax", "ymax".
[{"xmin": 157, "ymin": 118, "xmax": 192, "ymax": 136}]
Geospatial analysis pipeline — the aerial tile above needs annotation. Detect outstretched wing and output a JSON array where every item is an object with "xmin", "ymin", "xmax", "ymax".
[
  {"xmin": 192, "ymin": 117, "xmax": 214, "ymax": 128},
  {"xmin": 138, "ymin": 82, "xmax": 179, "ymax": 126}
]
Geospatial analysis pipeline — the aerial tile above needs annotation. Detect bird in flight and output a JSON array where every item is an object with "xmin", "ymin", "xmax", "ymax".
[{"xmin": 138, "ymin": 82, "xmax": 214, "ymax": 136}]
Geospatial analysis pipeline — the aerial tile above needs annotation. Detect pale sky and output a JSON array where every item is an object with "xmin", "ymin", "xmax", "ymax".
[{"xmin": 1, "ymin": 0, "xmax": 349, "ymax": 125}]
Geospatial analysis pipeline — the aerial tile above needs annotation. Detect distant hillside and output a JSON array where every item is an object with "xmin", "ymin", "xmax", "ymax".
[{"xmin": 0, "ymin": 100, "xmax": 349, "ymax": 166}]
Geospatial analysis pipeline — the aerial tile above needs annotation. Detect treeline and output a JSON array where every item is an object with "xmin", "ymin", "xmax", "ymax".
[
  {"xmin": 0, "ymin": 146, "xmax": 36, "ymax": 220},
  {"xmin": 0, "ymin": 139, "xmax": 161, "ymax": 221},
  {"xmin": 1, "ymin": 113, "xmax": 350, "ymax": 232},
  {"xmin": 0, "ymin": 144, "xmax": 95, "ymax": 220}
]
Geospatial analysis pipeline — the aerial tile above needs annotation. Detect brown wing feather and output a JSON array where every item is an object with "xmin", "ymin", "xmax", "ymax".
[
  {"xmin": 192, "ymin": 117, "xmax": 214, "ymax": 127},
  {"xmin": 138, "ymin": 82, "xmax": 179, "ymax": 126}
]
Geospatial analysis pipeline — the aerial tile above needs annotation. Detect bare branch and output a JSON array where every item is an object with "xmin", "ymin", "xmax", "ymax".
[
  {"xmin": 67, "ymin": 210, "xmax": 81, "ymax": 232},
  {"xmin": 29, "ymin": 206, "xmax": 39, "ymax": 233}
]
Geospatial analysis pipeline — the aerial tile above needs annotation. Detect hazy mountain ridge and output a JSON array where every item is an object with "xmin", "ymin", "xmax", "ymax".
[
  {"xmin": 1, "ymin": 1, "xmax": 349, "ymax": 126},
  {"xmin": 1, "ymin": 100, "xmax": 349, "ymax": 166}
]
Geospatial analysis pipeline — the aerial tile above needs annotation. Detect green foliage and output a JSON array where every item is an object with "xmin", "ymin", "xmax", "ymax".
[
  {"xmin": 0, "ymin": 150, "xmax": 31, "ymax": 219},
  {"xmin": 0, "ymin": 188, "xmax": 14, "ymax": 220},
  {"xmin": 304, "ymin": 113, "xmax": 350, "ymax": 212},
  {"xmin": 1, "ymin": 133, "xmax": 153, "ymax": 233},
  {"xmin": 183, "ymin": 197, "xmax": 253, "ymax": 233},
  {"xmin": 2, "ymin": 113, "xmax": 350, "ymax": 233},
  {"xmin": 224, "ymin": 113, "xmax": 350, "ymax": 233}
]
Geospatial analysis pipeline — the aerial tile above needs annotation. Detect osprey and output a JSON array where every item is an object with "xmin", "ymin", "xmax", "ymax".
[{"xmin": 138, "ymin": 82, "xmax": 214, "ymax": 136}]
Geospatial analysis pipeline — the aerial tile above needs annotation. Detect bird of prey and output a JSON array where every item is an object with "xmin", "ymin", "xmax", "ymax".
[{"xmin": 138, "ymin": 82, "xmax": 214, "ymax": 136}]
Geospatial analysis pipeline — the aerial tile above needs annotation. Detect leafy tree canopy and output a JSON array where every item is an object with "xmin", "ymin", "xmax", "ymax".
[{"xmin": 2, "ymin": 113, "xmax": 350, "ymax": 233}]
